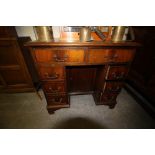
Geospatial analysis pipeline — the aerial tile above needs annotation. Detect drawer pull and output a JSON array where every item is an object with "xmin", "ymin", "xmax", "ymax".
[
  {"xmin": 53, "ymin": 54, "xmax": 68, "ymax": 62},
  {"xmin": 112, "ymin": 72, "xmax": 125, "ymax": 79},
  {"xmin": 104, "ymin": 54, "xmax": 118, "ymax": 61},
  {"xmin": 108, "ymin": 86, "xmax": 120, "ymax": 92},
  {"xmin": 51, "ymin": 98, "xmax": 63, "ymax": 104},
  {"xmin": 48, "ymin": 87, "xmax": 61, "ymax": 93},
  {"xmin": 44, "ymin": 72, "xmax": 59, "ymax": 79}
]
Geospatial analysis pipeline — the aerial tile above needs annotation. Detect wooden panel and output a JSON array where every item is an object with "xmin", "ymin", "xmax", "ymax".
[
  {"xmin": 34, "ymin": 48, "xmax": 85, "ymax": 63},
  {"xmin": 103, "ymin": 82, "xmax": 123, "ymax": 93},
  {"xmin": 18, "ymin": 37, "xmax": 39, "ymax": 84},
  {"xmin": 0, "ymin": 26, "xmax": 17, "ymax": 38},
  {"xmin": 106, "ymin": 65, "xmax": 129, "ymax": 80},
  {"xmin": 0, "ymin": 40, "xmax": 19, "ymax": 66},
  {"xmin": 38, "ymin": 66, "xmax": 64, "ymax": 80},
  {"xmin": 0, "ymin": 78, "xmax": 3, "ymax": 87},
  {"xmin": 66, "ymin": 66, "xmax": 96, "ymax": 93},
  {"xmin": 88, "ymin": 49, "xmax": 112, "ymax": 63},
  {"xmin": 0, "ymin": 27, "xmax": 35, "ymax": 93},
  {"xmin": 0, "ymin": 73, "xmax": 5, "ymax": 88},
  {"xmin": 0, "ymin": 37, "xmax": 34, "ymax": 92},
  {"xmin": 94, "ymin": 65, "xmax": 107, "ymax": 91},
  {"xmin": 112, "ymin": 49, "xmax": 135, "ymax": 63},
  {"xmin": 0, "ymin": 69, "xmax": 30, "ymax": 86},
  {"xmin": 25, "ymin": 41, "xmax": 140, "ymax": 47},
  {"xmin": 42, "ymin": 81, "xmax": 65, "ymax": 94},
  {"xmin": 88, "ymin": 48, "xmax": 135, "ymax": 63}
]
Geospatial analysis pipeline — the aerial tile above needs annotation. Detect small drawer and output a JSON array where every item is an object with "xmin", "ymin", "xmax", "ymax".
[
  {"xmin": 111, "ymin": 49, "xmax": 135, "ymax": 63},
  {"xmin": 88, "ymin": 49, "xmax": 112, "ymax": 63},
  {"xmin": 38, "ymin": 66, "xmax": 64, "ymax": 80},
  {"xmin": 101, "ymin": 93, "xmax": 118, "ymax": 103},
  {"xmin": 45, "ymin": 93, "xmax": 68, "ymax": 106},
  {"xmin": 42, "ymin": 81, "xmax": 65, "ymax": 93},
  {"xmin": 106, "ymin": 65, "xmax": 129, "ymax": 80},
  {"xmin": 34, "ymin": 48, "xmax": 85, "ymax": 63},
  {"xmin": 94, "ymin": 91, "xmax": 118, "ymax": 105},
  {"xmin": 88, "ymin": 48, "xmax": 135, "ymax": 64},
  {"xmin": 103, "ymin": 82, "xmax": 123, "ymax": 93}
]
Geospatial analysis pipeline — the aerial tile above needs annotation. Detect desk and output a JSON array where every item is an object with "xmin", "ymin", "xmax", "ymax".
[{"xmin": 26, "ymin": 41, "xmax": 140, "ymax": 114}]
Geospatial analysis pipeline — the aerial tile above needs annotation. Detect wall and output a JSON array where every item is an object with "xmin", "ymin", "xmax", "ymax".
[
  {"xmin": 15, "ymin": 26, "xmax": 36, "ymax": 40},
  {"xmin": 15, "ymin": 26, "xmax": 61, "ymax": 40}
]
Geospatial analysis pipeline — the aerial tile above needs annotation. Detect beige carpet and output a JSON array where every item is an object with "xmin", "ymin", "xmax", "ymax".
[{"xmin": 0, "ymin": 89, "xmax": 155, "ymax": 129}]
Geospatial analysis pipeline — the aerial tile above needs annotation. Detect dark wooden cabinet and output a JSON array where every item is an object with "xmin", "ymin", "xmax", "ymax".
[
  {"xmin": 26, "ymin": 41, "xmax": 139, "ymax": 114},
  {"xmin": 0, "ymin": 26, "xmax": 17, "ymax": 38},
  {"xmin": 0, "ymin": 27, "xmax": 35, "ymax": 92},
  {"xmin": 127, "ymin": 27, "xmax": 155, "ymax": 105},
  {"xmin": 66, "ymin": 66, "xmax": 96, "ymax": 93}
]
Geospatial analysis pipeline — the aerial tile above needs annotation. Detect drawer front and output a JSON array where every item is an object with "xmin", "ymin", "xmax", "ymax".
[
  {"xmin": 42, "ymin": 81, "xmax": 65, "ymax": 93},
  {"xmin": 34, "ymin": 48, "xmax": 85, "ymax": 63},
  {"xmin": 101, "ymin": 93, "xmax": 118, "ymax": 103},
  {"xmin": 106, "ymin": 65, "xmax": 129, "ymax": 80},
  {"xmin": 88, "ymin": 48, "xmax": 135, "ymax": 63},
  {"xmin": 103, "ymin": 82, "xmax": 123, "ymax": 93},
  {"xmin": 38, "ymin": 66, "xmax": 64, "ymax": 80},
  {"xmin": 46, "ymin": 93, "xmax": 68, "ymax": 106},
  {"xmin": 88, "ymin": 49, "xmax": 112, "ymax": 63},
  {"xmin": 112, "ymin": 49, "xmax": 135, "ymax": 63}
]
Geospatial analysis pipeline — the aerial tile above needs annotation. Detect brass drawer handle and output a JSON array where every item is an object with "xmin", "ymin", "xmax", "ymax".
[
  {"xmin": 104, "ymin": 54, "xmax": 118, "ymax": 61},
  {"xmin": 112, "ymin": 72, "xmax": 125, "ymax": 79},
  {"xmin": 53, "ymin": 54, "xmax": 68, "ymax": 62},
  {"xmin": 51, "ymin": 97, "xmax": 63, "ymax": 104},
  {"xmin": 108, "ymin": 86, "xmax": 120, "ymax": 92},
  {"xmin": 44, "ymin": 72, "xmax": 59, "ymax": 79},
  {"xmin": 48, "ymin": 87, "xmax": 61, "ymax": 93}
]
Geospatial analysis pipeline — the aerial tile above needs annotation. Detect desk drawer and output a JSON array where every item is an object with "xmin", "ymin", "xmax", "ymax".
[
  {"xmin": 42, "ymin": 81, "xmax": 65, "ymax": 93},
  {"xmin": 34, "ymin": 48, "xmax": 85, "ymax": 63},
  {"xmin": 106, "ymin": 65, "xmax": 129, "ymax": 80},
  {"xmin": 101, "ymin": 93, "xmax": 118, "ymax": 104},
  {"xmin": 46, "ymin": 93, "xmax": 68, "ymax": 106},
  {"xmin": 103, "ymin": 82, "xmax": 123, "ymax": 93},
  {"xmin": 38, "ymin": 66, "xmax": 64, "ymax": 80},
  {"xmin": 88, "ymin": 49, "xmax": 135, "ymax": 63},
  {"xmin": 88, "ymin": 49, "xmax": 112, "ymax": 63},
  {"xmin": 112, "ymin": 49, "xmax": 135, "ymax": 63}
]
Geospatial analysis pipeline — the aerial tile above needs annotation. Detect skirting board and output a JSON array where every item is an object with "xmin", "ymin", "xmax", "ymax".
[{"xmin": 124, "ymin": 83, "xmax": 155, "ymax": 118}]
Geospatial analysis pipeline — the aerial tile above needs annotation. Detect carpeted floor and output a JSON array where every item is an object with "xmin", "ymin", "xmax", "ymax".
[{"xmin": 0, "ymin": 89, "xmax": 155, "ymax": 129}]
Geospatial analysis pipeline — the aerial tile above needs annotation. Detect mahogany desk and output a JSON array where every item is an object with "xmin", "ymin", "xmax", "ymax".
[{"xmin": 26, "ymin": 41, "xmax": 140, "ymax": 114}]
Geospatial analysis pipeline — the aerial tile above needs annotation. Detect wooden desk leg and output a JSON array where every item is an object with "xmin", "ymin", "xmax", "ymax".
[
  {"xmin": 47, "ymin": 108, "xmax": 55, "ymax": 114},
  {"xmin": 109, "ymin": 101, "xmax": 117, "ymax": 109}
]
